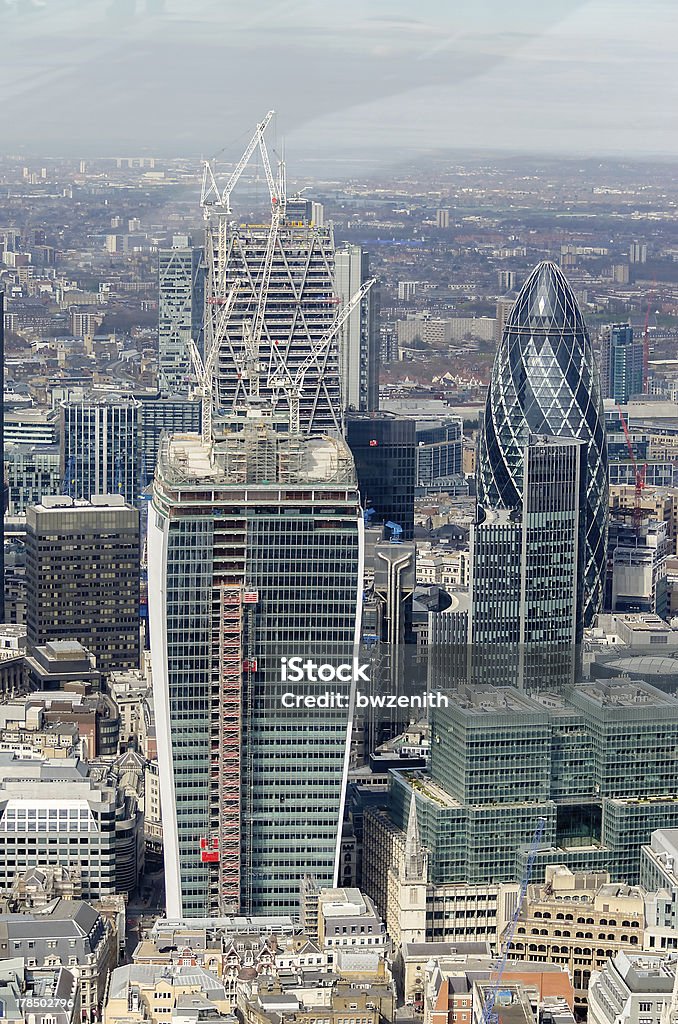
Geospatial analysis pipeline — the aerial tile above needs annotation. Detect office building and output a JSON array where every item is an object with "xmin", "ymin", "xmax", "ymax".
[
  {"xmin": 148, "ymin": 417, "xmax": 362, "ymax": 919},
  {"xmin": 0, "ymin": 755, "xmax": 118, "ymax": 899},
  {"xmin": 4, "ymin": 442, "xmax": 61, "ymax": 514},
  {"xmin": 334, "ymin": 244, "xmax": 379, "ymax": 414},
  {"xmin": 25, "ymin": 496, "xmax": 140, "ymax": 674},
  {"xmin": 588, "ymin": 952, "xmax": 674, "ymax": 1024},
  {"xmin": 209, "ymin": 204, "xmax": 342, "ymax": 435},
  {"xmin": 478, "ymin": 261, "xmax": 608, "ymax": 625},
  {"xmin": 416, "ymin": 420, "xmax": 463, "ymax": 490},
  {"xmin": 610, "ymin": 517, "xmax": 669, "ymax": 618},
  {"xmin": 469, "ymin": 435, "xmax": 585, "ymax": 689},
  {"xmin": 347, "ymin": 413, "xmax": 416, "ymax": 541},
  {"xmin": 137, "ymin": 393, "xmax": 201, "ymax": 482},
  {"xmin": 363, "ymin": 679, "xmax": 678, "ymax": 917},
  {"xmin": 158, "ymin": 237, "xmax": 204, "ymax": 397},
  {"xmin": 0, "ymin": 292, "xmax": 4, "ymax": 622},
  {"xmin": 3, "ymin": 406, "xmax": 58, "ymax": 446},
  {"xmin": 61, "ymin": 393, "xmax": 140, "ymax": 505},
  {"xmin": 601, "ymin": 324, "xmax": 645, "ymax": 403}
]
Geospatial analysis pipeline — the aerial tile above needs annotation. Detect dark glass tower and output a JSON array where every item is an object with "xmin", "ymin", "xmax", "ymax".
[
  {"xmin": 478, "ymin": 261, "xmax": 608, "ymax": 624},
  {"xmin": 346, "ymin": 413, "xmax": 416, "ymax": 541}
]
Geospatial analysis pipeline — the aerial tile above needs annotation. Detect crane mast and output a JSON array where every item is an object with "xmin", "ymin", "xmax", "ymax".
[
  {"xmin": 268, "ymin": 277, "xmax": 376, "ymax": 435},
  {"xmin": 481, "ymin": 817, "xmax": 546, "ymax": 1024}
]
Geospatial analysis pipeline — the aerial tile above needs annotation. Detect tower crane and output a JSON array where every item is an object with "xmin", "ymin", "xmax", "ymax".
[
  {"xmin": 268, "ymin": 277, "xmax": 376, "ymax": 435},
  {"xmin": 617, "ymin": 403, "xmax": 647, "ymax": 534},
  {"xmin": 200, "ymin": 111, "xmax": 275, "ymax": 215},
  {"xmin": 481, "ymin": 817, "xmax": 546, "ymax": 1024},
  {"xmin": 186, "ymin": 279, "xmax": 241, "ymax": 445}
]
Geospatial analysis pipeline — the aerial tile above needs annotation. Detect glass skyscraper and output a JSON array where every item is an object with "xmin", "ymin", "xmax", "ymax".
[
  {"xmin": 600, "ymin": 322, "xmax": 644, "ymax": 404},
  {"xmin": 478, "ymin": 261, "xmax": 608, "ymax": 625},
  {"xmin": 148, "ymin": 415, "xmax": 363, "ymax": 918}
]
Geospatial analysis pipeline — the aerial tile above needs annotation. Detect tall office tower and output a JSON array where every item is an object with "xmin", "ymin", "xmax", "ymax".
[
  {"xmin": 600, "ymin": 323, "xmax": 645, "ymax": 403},
  {"xmin": 61, "ymin": 393, "xmax": 140, "ymax": 506},
  {"xmin": 478, "ymin": 260, "xmax": 608, "ymax": 625},
  {"xmin": 138, "ymin": 393, "xmax": 201, "ymax": 483},
  {"xmin": 469, "ymin": 436, "xmax": 586, "ymax": 689},
  {"xmin": 0, "ymin": 292, "xmax": 5, "ymax": 622},
  {"xmin": 149, "ymin": 415, "xmax": 362, "ymax": 918},
  {"xmin": 334, "ymin": 245, "xmax": 380, "ymax": 414},
  {"xmin": 25, "ymin": 495, "xmax": 140, "ymax": 674},
  {"xmin": 158, "ymin": 237, "xmax": 204, "ymax": 397},
  {"xmin": 346, "ymin": 413, "xmax": 416, "ymax": 541},
  {"xmin": 209, "ymin": 201, "xmax": 342, "ymax": 435}
]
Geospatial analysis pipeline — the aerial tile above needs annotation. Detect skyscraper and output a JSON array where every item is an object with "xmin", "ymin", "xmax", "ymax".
[
  {"xmin": 478, "ymin": 260, "xmax": 608, "ymax": 625},
  {"xmin": 158, "ymin": 237, "xmax": 204, "ymax": 397},
  {"xmin": 210, "ymin": 204, "xmax": 342, "ymax": 435},
  {"xmin": 346, "ymin": 413, "xmax": 416, "ymax": 541},
  {"xmin": 61, "ymin": 393, "xmax": 140, "ymax": 506},
  {"xmin": 148, "ymin": 416, "xmax": 362, "ymax": 918},
  {"xmin": 0, "ymin": 291, "xmax": 5, "ymax": 622},
  {"xmin": 600, "ymin": 323, "xmax": 644, "ymax": 404},
  {"xmin": 469, "ymin": 435, "xmax": 586, "ymax": 688},
  {"xmin": 334, "ymin": 245, "xmax": 380, "ymax": 414}
]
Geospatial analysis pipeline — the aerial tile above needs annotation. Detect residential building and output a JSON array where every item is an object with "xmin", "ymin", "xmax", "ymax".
[
  {"xmin": 601, "ymin": 324, "xmax": 645, "ymax": 403},
  {"xmin": 25, "ymin": 496, "xmax": 140, "ymax": 674},
  {"xmin": 334, "ymin": 244, "xmax": 379, "ymax": 414},
  {"xmin": 477, "ymin": 261, "xmax": 608, "ymax": 625}
]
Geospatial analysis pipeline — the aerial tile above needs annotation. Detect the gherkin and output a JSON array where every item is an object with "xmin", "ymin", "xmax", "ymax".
[{"xmin": 478, "ymin": 260, "xmax": 608, "ymax": 625}]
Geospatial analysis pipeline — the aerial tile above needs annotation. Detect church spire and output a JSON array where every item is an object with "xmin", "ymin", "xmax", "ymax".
[{"xmin": 404, "ymin": 792, "xmax": 427, "ymax": 882}]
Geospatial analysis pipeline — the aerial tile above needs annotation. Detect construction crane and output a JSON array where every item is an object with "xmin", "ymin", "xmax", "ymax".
[
  {"xmin": 187, "ymin": 279, "xmax": 241, "ymax": 445},
  {"xmin": 481, "ymin": 817, "xmax": 546, "ymax": 1024},
  {"xmin": 61, "ymin": 455, "xmax": 75, "ymax": 498},
  {"xmin": 617, "ymin": 403, "xmax": 647, "ymax": 533},
  {"xmin": 268, "ymin": 277, "xmax": 376, "ymax": 434},
  {"xmin": 200, "ymin": 111, "xmax": 275, "ymax": 215}
]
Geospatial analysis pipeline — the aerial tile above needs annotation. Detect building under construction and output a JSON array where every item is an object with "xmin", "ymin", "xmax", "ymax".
[{"xmin": 148, "ymin": 409, "xmax": 363, "ymax": 918}]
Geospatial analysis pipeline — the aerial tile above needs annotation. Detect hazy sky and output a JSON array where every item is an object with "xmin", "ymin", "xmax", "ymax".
[{"xmin": 2, "ymin": 0, "xmax": 676, "ymax": 168}]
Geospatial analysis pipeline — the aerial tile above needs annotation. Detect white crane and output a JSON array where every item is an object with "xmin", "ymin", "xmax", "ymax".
[
  {"xmin": 200, "ymin": 111, "xmax": 275, "ymax": 215},
  {"xmin": 268, "ymin": 277, "xmax": 376, "ymax": 435},
  {"xmin": 187, "ymin": 279, "xmax": 241, "ymax": 445}
]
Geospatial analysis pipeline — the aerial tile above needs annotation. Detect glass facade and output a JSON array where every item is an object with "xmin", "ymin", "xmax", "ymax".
[
  {"xmin": 478, "ymin": 261, "xmax": 608, "ymax": 625},
  {"xmin": 601, "ymin": 323, "xmax": 644, "ymax": 404},
  {"xmin": 158, "ymin": 242, "xmax": 203, "ymax": 397},
  {"xmin": 150, "ymin": 427, "xmax": 362, "ymax": 918},
  {"xmin": 346, "ymin": 414, "xmax": 416, "ymax": 540},
  {"xmin": 61, "ymin": 395, "xmax": 140, "ymax": 506}
]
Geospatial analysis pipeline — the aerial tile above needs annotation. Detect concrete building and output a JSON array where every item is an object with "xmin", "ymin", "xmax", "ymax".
[
  {"xmin": 4, "ymin": 443, "xmax": 61, "ymax": 515},
  {"xmin": 0, "ymin": 959, "xmax": 80, "ymax": 1024},
  {"xmin": 317, "ymin": 888, "xmax": 388, "ymax": 952},
  {"xmin": 104, "ymin": 964, "xmax": 230, "ymax": 1024},
  {"xmin": 588, "ymin": 952, "xmax": 675, "ymax": 1024},
  {"xmin": 0, "ymin": 755, "xmax": 118, "ymax": 900},
  {"xmin": 25, "ymin": 496, "xmax": 140, "ymax": 675},
  {"xmin": 0, "ymin": 898, "xmax": 116, "ymax": 1020},
  {"xmin": 508, "ymin": 865, "xmax": 645, "ymax": 1010}
]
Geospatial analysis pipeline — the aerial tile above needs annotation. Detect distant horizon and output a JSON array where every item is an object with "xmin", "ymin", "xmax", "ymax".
[{"xmin": 0, "ymin": 0, "xmax": 675, "ymax": 165}]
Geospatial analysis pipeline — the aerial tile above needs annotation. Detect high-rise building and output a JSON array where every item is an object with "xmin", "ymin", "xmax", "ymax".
[
  {"xmin": 415, "ymin": 419, "xmax": 463, "ymax": 490},
  {"xmin": 334, "ymin": 245, "xmax": 379, "ymax": 414},
  {"xmin": 138, "ymin": 393, "xmax": 201, "ymax": 482},
  {"xmin": 469, "ymin": 435, "xmax": 586, "ymax": 689},
  {"xmin": 346, "ymin": 413, "xmax": 416, "ymax": 541},
  {"xmin": 158, "ymin": 237, "xmax": 204, "ymax": 397},
  {"xmin": 25, "ymin": 495, "xmax": 140, "ymax": 674},
  {"xmin": 478, "ymin": 260, "xmax": 608, "ymax": 625},
  {"xmin": 629, "ymin": 242, "xmax": 648, "ymax": 264},
  {"xmin": 61, "ymin": 393, "xmax": 140, "ymax": 506},
  {"xmin": 601, "ymin": 323, "xmax": 645, "ymax": 403},
  {"xmin": 0, "ymin": 292, "xmax": 4, "ymax": 624},
  {"xmin": 148, "ymin": 416, "xmax": 362, "ymax": 918},
  {"xmin": 209, "ymin": 205, "xmax": 342, "ymax": 435}
]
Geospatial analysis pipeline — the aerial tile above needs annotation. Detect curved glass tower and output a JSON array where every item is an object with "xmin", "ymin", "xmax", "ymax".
[{"xmin": 478, "ymin": 260, "xmax": 608, "ymax": 624}]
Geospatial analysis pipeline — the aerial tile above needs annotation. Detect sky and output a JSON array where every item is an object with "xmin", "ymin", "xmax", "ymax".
[{"xmin": 1, "ymin": 0, "xmax": 677, "ymax": 170}]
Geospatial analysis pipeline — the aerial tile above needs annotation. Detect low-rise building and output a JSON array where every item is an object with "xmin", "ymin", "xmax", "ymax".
[
  {"xmin": 588, "ymin": 951, "xmax": 676, "ymax": 1024},
  {"xmin": 507, "ymin": 865, "xmax": 645, "ymax": 1010},
  {"xmin": 317, "ymin": 888, "xmax": 389, "ymax": 953},
  {"xmin": 0, "ymin": 899, "xmax": 116, "ymax": 1020},
  {"xmin": 0, "ymin": 958, "xmax": 80, "ymax": 1024},
  {"xmin": 104, "ymin": 964, "xmax": 231, "ymax": 1024}
]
